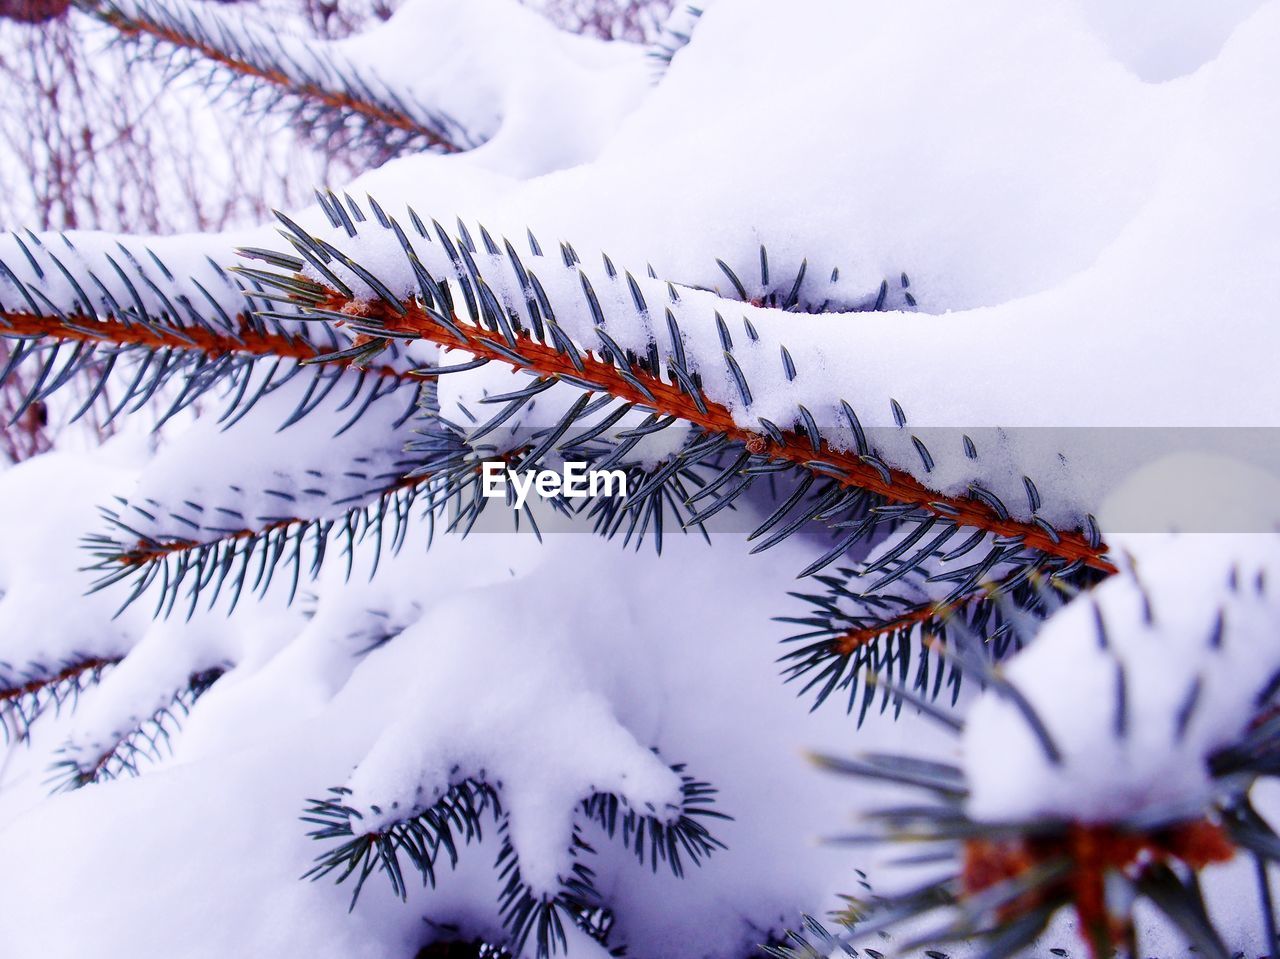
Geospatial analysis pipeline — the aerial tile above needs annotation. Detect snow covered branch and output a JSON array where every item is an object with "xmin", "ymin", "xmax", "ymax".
[
  {"xmin": 81, "ymin": 371, "xmax": 426, "ymax": 613},
  {"xmin": 244, "ymin": 210, "xmax": 1114, "ymax": 576},
  {"xmin": 80, "ymin": 0, "xmax": 473, "ymax": 159},
  {"xmin": 77, "ymin": 0, "xmax": 654, "ymax": 173},
  {"xmin": 0, "ymin": 655, "xmax": 118, "ymax": 742},
  {"xmin": 0, "ymin": 229, "xmax": 424, "ymax": 430},
  {"xmin": 86, "ymin": 468, "xmax": 432, "ymax": 614},
  {"xmin": 790, "ymin": 535, "xmax": 1280, "ymax": 959},
  {"xmin": 306, "ymin": 761, "xmax": 726, "ymax": 957},
  {"xmin": 2, "ymin": 0, "xmax": 1276, "ymax": 955},
  {"xmin": 0, "ymin": 305, "xmax": 420, "ymax": 431},
  {"xmin": 49, "ymin": 665, "xmax": 224, "ymax": 789},
  {"xmin": 779, "ymin": 526, "xmax": 1102, "ymax": 715}
]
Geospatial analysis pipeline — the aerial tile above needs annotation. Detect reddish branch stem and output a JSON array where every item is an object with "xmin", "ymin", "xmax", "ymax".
[
  {"xmin": 101, "ymin": 12, "xmax": 462, "ymax": 153},
  {"xmin": 337, "ymin": 295, "xmax": 1116, "ymax": 574},
  {"xmin": 830, "ymin": 565, "xmax": 1072, "ymax": 654},
  {"xmin": 963, "ymin": 820, "xmax": 1235, "ymax": 959},
  {"xmin": 833, "ymin": 603, "xmax": 948, "ymax": 656},
  {"xmin": 0, "ymin": 309, "xmax": 409, "ymax": 379},
  {"xmin": 109, "ymin": 471, "xmax": 428, "ymax": 567},
  {"xmin": 0, "ymin": 655, "xmax": 120, "ymax": 703}
]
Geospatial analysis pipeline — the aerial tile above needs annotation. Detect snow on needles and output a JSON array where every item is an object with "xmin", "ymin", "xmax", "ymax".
[
  {"xmin": 3, "ymin": 0, "xmax": 1280, "ymax": 957},
  {"xmin": 320, "ymin": 0, "xmax": 1280, "ymax": 535},
  {"xmin": 341, "ymin": 590, "xmax": 685, "ymax": 894},
  {"xmin": 965, "ymin": 534, "xmax": 1280, "ymax": 825}
]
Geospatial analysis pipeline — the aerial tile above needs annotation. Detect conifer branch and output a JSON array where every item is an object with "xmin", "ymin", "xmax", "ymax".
[
  {"xmin": 498, "ymin": 771, "xmax": 729, "ymax": 957},
  {"xmin": 783, "ymin": 553, "xmax": 1280, "ymax": 959},
  {"xmin": 84, "ymin": 467, "xmax": 433, "ymax": 616},
  {"xmin": 797, "ymin": 743, "xmax": 1248, "ymax": 959},
  {"xmin": 1, "ymin": 307, "xmax": 385, "ymax": 369},
  {"xmin": 287, "ymin": 280, "xmax": 1114, "ymax": 575},
  {"xmin": 0, "ymin": 229, "xmax": 422, "ymax": 427},
  {"xmin": 48, "ymin": 666, "xmax": 225, "ymax": 790},
  {"xmin": 305, "ymin": 764, "xmax": 726, "ymax": 958},
  {"xmin": 80, "ymin": 0, "xmax": 472, "ymax": 158},
  {"xmin": 576, "ymin": 456, "xmax": 718, "ymax": 553},
  {"xmin": 81, "ymin": 417, "xmax": 560, "ymax": 616},
  {"xmin": 0, "ymin": 307, "xmax": 417, "ymax": 427},
  {"xmin": 0, "ymin": 655, "xmax": 121, "ymax": 743},
  {"xmin": 303, "ymin": 777, "xmax": 499, "ymax": 904},
  {"xmin": 238, "ymin": 204, "xmax": 1112, "ymax": 572},
  {"xmin": 779, "ymin": 554, "xmax": 1095, "ymax": 715}
]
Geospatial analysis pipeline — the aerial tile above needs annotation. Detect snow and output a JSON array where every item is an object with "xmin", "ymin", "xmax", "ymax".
[
  {"xmin": 120, "ymin": 369, "xmax": 422, "ymax": 548},
  {"xmin": 0, "ymin": 457, "xmax": 946, "ymax": 957},
  {"xmin": 4, "ymin": 0, "xmax": 1280, "ymax": 956},
  {"xmin": 297, "ymin": 0, "xmax": 1280, "ymax": 539},
  {"xmin": 340, "ymin": 0, "xmax": 652, "ymax": 177},
  {"xmin": 0, "ymin": 447, "xmax": 147, "ymax": 676},
  {"xmin": 0, "ymin": 226, "xmax": 263, "ymax": 325},
  {"xmin": 1070, "ymin": 0, "xmax": 1270, "ymax": 81},
  {"xmin": 964, "ymin": 533, "xmax": 1280, "ymax": 824},
  {"xmin": 341, "ymin": 594, "xmax": 685, "ymax": 894}
]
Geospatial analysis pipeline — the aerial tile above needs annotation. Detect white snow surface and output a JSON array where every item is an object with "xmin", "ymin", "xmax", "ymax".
[
  {"xmin": 3, "ymin": 0, "xmax": 1280, "ymax": 957},
  {"xmin": 121, "ymin": 369, "xmax": 423, "ymax": 545},
  {"xmin": 0, "ymin": 448, "xmax": 947, "ymax": 958},
  {"xmin": 0, "ymin": 448, "xmax": 146, "ymax": 676},
  {"xmin": 965, "ymin": 533, "xmax": 1280, "ymax": 824},
  {"xmin": 339, "ymin": 0, "xmax": 651, "ymax": 176},
  {"xmin": 311, "ymin": 0, "xmax": 1280, "ymax": 536}
]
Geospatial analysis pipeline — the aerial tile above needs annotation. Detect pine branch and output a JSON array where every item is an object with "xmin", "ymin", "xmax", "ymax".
[
  {"xmin": 497, "ymin": 768, "xmax": 729, "ymax": 957},
  {"xmin": 779, "ymin": 547, "xmax": 1097, "ymax": 716},
  {"xmin": 253, "ymin": 260, "xmax": 1113, "ymax": 576},
  {"xmin": 579, "ymin": 764, "xmax": 728, "ymax": 878},
  {"xmin": 303, "ymin": 778, "xmax": 501, "ymax": 906},
  {"xmin": 80, "ymin": 0, "xmax": 472, "ymax": 158},
  {"xmin": 305, "ymin": 765, "xmax": 727, "ymax": 958},
  {"xmin": 80, "ymin": 395, "xmax": 582, "ymax": 616},
  {"xmin": 48, "ymin": 666, "xmax": 224, "ymax": 790},
  {"xmin": 495, "ymin": 824, "xmax": 598, "ymax": 958},
  {"xmin": 760, "ymin": 914, "xmax": 859, "ymax": 959},
  {"xmin": 0, "ymin": 655, "xmax": 120, "ymax": 743},
  {"xmin": 806, "ymin": 750, "xmax": 1241, "ymax": 959},
  {"xmin": 0, "ymin": 306, "xmax": 417, "ymax": 429},
  {"xmin": 788, "ymin": 543, "xmax": 1280, "ymax": 959},
  {"xmin": 706, "ymin": 248, "xmax": 921, "ymax": 315},
  {"xmin": 2, "ymin": 307, "xmax": 368, "ymax": 367},
  {"xmin": 84, "ymin": 466, "xmax": 432, "ymax": 616},
  {"xmin": 0, "ymin": 229, "xmax": 424, "ymax": 429},
  {"xmin": 575, "ymin": 456, "xmax": 718, "ymax": 553}
]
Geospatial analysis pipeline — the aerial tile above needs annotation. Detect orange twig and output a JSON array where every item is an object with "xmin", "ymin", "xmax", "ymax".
[
  {"xmin": 0, "ymin": 655, "xmax": 120, "ymax": 704},
  {"xmin": 107, "ymin": 471, "xmax": 428, "ymax": 568},
  {"xmin": 0, "ymin": 309, "xmax": 409, "ymax": 380},
  {"xmin": 964, "ymin": 821, "xmax": 1235, "ymax": 959},
  {"xmin": 337, "ymin": 294, "xmax": 1116, "ymax": 574},
  {"xmin": 101, "ymin": 12, "xmax": 462, "ymax": 154},
  {"xmin": 832, "ymin": 604, "xmax": 945, "ymax": 656}
]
